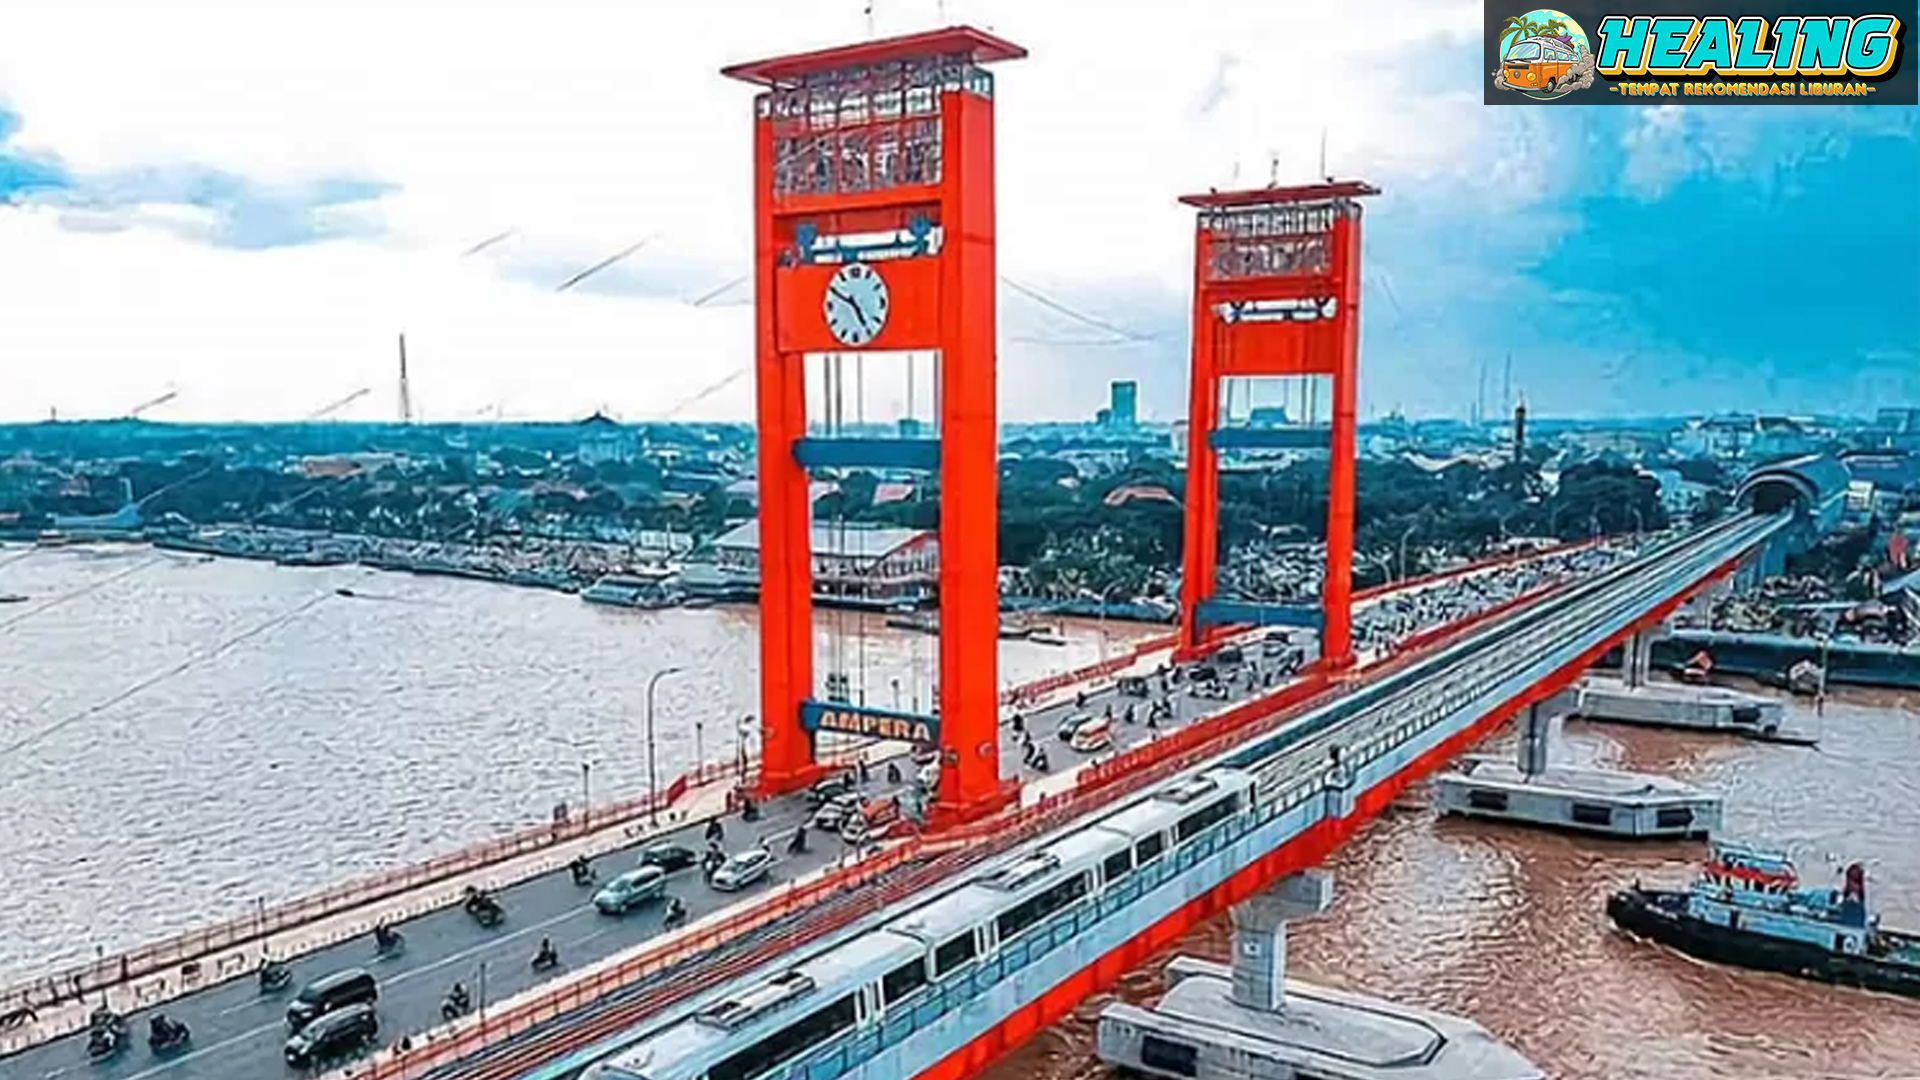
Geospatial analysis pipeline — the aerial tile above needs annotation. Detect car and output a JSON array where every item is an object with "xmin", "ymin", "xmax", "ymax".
[
  {"xmin": 286, "ymin": 968, "xmax": 377, "ymax": 1031},
  {"xmin": 1069, "ymin": 715, "xmax": 1114, "ymax": 753},
  {"xmin": 709, "ymin": 848, "xmax": 774, "ymax": 892},
  {"xmin": 1214, "ymin": 646, "xmax": 1245, "ymax": 666},
  {"xmin": 1056, "ymin": 713, "xmax": 1096, "ymax": 742},
  {"xmin": 805, "ymin": 772, "xmax": 857, "ymax": 806},
  {"xmin": 284, "ymin": 1002, "xmax": 378, "ymax": 1068},
  {"xmin": 841, "ymin": 797, "xmax": 902, "ymax": 844},
  {"xmin": 637, "ymin": 843, "xmax": 697, "ymax": 873},
  {"xmin": 593, "ymin": 867, "xmax": 670, "ymax": 914},
  {"xmin": 910, "ymin": 743, "xmax": 939, "ymax": 766},
  {"xmin": 811, "ymin": 793, "xmax": 867, "ymax": 831}
]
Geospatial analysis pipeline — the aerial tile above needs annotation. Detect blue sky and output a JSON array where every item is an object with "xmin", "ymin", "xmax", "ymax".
[{"xmin": 0, "ymin": 1, "xmax": 1915, "ymax": 422}]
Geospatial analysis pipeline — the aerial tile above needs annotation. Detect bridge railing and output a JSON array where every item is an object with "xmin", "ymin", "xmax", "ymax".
[{"xmin": 0, "ymin": 771, "xmax": 717, "ymax": 1017}]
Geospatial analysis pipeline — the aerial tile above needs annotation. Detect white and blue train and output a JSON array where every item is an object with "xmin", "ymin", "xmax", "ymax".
[{"xmin": 583, "ymin": 771, "xmax": 1257, "ymax": 1080}]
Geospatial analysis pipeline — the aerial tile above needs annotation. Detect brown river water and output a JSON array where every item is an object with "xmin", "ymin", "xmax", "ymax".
[{"xmin": 985, "ymin": 687, "xmax": 1920, "ymax": 1080}]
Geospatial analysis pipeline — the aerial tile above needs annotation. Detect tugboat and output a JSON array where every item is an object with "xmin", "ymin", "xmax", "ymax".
[{"xmin": 1607, "ymin": 841, "xmax": 1920, "ymax": 998}]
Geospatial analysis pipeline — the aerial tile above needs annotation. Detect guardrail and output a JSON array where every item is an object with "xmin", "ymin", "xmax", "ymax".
[{"xmin": 0, "ymin": 766, "xmax": 744, "ymax": 1018}]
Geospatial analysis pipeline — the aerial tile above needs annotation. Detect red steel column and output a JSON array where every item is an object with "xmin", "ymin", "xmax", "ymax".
[
  {"xmin": 752, "ymin": 111, "xmax": 817, "ymax": 793},
  {"xmin": 934, "ymin": 85, "xmax": 1007, "ymax": 819},
  {"xmin": 1177, "ymin": 241, "xmax": 1221, "ymax": 660},
  {"xmin": 1321, "ymin": 211, "xmax": 1363, "ymax": 667}
]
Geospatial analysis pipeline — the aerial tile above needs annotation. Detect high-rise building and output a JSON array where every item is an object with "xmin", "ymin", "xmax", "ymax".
[{"xmin": 1109, "ymin": 380, "xmax": 1138, "ymax": 428}]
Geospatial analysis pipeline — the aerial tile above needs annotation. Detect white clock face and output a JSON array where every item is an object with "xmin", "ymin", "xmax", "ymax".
[{"xmin": 822, "ymin": 262, "xmax": 889, "ymax": 348}]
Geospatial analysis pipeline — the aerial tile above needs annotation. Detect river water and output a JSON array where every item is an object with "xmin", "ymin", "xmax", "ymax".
[
  {"xmin": 985, "ymin": 688, "xmax": 1920, "ymax": 1080},
  {"xmin": 0, "ymin": 543, "xmax": 1159, "ymax": 983}
]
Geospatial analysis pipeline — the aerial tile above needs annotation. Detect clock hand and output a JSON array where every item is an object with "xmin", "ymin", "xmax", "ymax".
[{"xmin": 830, "ymin": 288, "xmax": 873, "ymax": 331}]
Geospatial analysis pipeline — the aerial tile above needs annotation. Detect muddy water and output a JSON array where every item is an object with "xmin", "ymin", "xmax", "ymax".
[{"xmin": 988, "ymin": 686, "xmax": 1920, "ymax": 1080}]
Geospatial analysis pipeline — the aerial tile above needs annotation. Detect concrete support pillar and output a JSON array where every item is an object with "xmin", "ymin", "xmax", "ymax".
[
  {"xmin": 1229, "ymin": 870, "xmax": 1333, "ymax": 1013},
  {"xmin": 1516, "ymin": 702, "xmax": 1562, "ymax": 777}
]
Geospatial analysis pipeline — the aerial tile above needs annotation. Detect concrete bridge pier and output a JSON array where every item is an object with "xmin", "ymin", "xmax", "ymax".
[
  {"xmin": 1515, "ymin": 701, "xmax": 1563, "ymax": 777},
  {"xmin": 1098, "ymin": 870, "xmax": 1544, "ymax": 1079},
  {"xmin": 1226, "ymin": 870, "xmax": 1334, "ymax": 1012}
]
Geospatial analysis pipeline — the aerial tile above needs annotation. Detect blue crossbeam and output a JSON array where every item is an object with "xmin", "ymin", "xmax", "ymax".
[
  {"xmin": 1208, "ymin": 427, "xmax": 1333, "ymax": 451},
  {"xmin": 1194, "ymin": 598, "xmax": 1324, "ymax": 630},
  {"xmin": 793, "ymin": 438, "xmax": 941, "ymax": 471}
]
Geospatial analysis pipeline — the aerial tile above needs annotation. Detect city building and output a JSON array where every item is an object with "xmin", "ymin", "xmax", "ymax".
[
  {"xmin": 688, "ymin": 521, "xmax": 938, "ymax": 606},
  {"xmin": 1109, "ymin": 380, "xmax": 1138, "ymax": 428},
  {"xmin": 576, "ymin": 412, "xmax": 638, "ymax": 465}
]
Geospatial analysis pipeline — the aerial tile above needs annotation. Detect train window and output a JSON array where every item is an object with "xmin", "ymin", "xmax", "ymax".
[
  {"xmin": 1102, "ymin": 850, "xmax": 1133, "ymax": 883},
  {"xmin": 933, "ymin": 933, "xmax": 976, "ymax": 977},
  {"xmin": 707, "ymin": 994, "xmax": 857, "ymax": 1080},
  {"xmin": 1135, "ymin": 833, "xmax": 1166, "ymax": 865},
  {"xmin": 995, "ymin": 873, "xmax": 1090, "ymax": 943},
  {"xmin": 881, "ymin": 958, "xmax": 928, "ymax": 1005},
  {"xmin": 1175, "ymin": 796, "xmax": 1240, "ymax": 842},
  {"xmin": 1656, "ymin": 807, "xmax": 1694, "ymax": 829}
]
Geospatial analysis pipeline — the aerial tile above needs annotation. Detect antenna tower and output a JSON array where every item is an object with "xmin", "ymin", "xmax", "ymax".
[{"xmin": 397, "ymin": 333, "xmax": 414, "ymax": 423}]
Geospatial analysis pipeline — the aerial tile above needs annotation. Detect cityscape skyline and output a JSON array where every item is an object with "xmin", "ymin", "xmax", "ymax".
[{"xmin": 1, "ymin": 1, "xmax": 1914, "ymax": 424}]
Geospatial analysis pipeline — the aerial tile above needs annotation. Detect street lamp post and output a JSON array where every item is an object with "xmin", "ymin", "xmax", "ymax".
[
  {"xmin": 1397, "ymin": 523, "xmax": 1419, "ymax": 582},
  {"xmin": 580, "ymin": 761, "xmax": 592, "ymax": 829},
  {"xmin": 694, "ymin": 719, "xmax": 705, "ymax": 773},
  {"xmin": 645, "ymin": 666, "xmax": 685, "ymax": 824},
  {"xmin": 1097, "ymin": 581, "xmax": 1128, "ymax": 663}
]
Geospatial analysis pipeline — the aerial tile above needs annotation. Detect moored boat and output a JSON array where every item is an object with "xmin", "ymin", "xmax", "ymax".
[{"xmin": 1607, "ymin": 841, "xmax": 1920, "ymax": 998}]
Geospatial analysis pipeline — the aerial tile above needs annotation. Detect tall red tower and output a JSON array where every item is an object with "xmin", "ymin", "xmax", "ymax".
[
  {"xmin": 1175, "ymin": 182, "xmax": 1379, "ymax": 668},
  {"xmin": 722, "ymin": 27, "xmax": 1024, "ymax": 824}
]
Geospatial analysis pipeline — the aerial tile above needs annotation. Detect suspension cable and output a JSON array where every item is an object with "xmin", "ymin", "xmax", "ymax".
[
  {"xmin": 0, "ymin": 554, "xmax": 162, "ymax": 635},
  {"xmin": 0, "ymin": 590, "xmax": 335, "ymax": 759}
]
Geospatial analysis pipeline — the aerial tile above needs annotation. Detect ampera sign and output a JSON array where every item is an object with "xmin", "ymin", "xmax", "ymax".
[{"xmin": 799, "ymin": 701, "xmax": 939, "ymax": 746}]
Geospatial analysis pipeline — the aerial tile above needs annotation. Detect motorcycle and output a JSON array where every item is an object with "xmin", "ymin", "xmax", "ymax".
[
  {"xmin": 569, "ymin": 859, "xmax": 596, "ymax": 887},
  {"xmin": 441, "ymin": 989, "xmax": 471, "ymax": 1022},
  {"xmin": 374, "ymin": 928, "xmax": 407, "ymax": 959},
  {"xmin": 258, "ymin": 962, "xmax": 292, "ymax": 994},
  {"xmin": 463, "ymin": 887, "xmax": 505, "ymax": 928},
  {"xmin": 663, "ymin": 899, "xmax": 688, "ymax": 930},
  {"xmin": 85, "ymin": 1015, "xmax": 128, "ymax": 1062},
  {"xmin": 148, "ymin": 1018, "xmax": 191, "ymax": 1057},
  {"xmin": 531, "ymin": 941, "xmax": 559, "ymax": 972}
]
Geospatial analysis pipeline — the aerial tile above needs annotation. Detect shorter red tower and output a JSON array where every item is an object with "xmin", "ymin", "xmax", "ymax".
[{"xmin": 1175, "ymin": 181, "xmax": 1379, "ymax": 668}]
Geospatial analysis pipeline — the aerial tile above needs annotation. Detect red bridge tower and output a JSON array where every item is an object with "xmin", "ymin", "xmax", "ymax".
[
  {"xmin": 1175, "ymin": 182, "xmax": 1380, "ymax": 668},
  {"xmin": 722, "ymin": 27, "xmax": 1025, "ymax": 825}
]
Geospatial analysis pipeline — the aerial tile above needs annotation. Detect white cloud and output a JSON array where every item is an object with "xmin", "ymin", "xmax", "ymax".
[{"xmin": 1, "ymin": 0, "xmax": 1568, "ymax": 423}]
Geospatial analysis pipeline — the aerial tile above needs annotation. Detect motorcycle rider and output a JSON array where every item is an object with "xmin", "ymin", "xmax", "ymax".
[
  {"xmin": 534, "ymin": 937, "xmax": 558, "ymax": 968},
  {"xmin": 374, "ymin": 921, "xmax": 399, "ymax": 952},
  {"xmin": 448, "ymin": 981, "xmax": 470, "ymax": 1012},
  {"xmin": 148, "ymin": 1014, "xmax": 183, "ymax": 1046},
  {"xmin": 569, "ymin": 854, "xmax": 592, "ymax": 884},
  {"xmin": 663, "ymin": 896, "xmax": 688, "ymax": 927}
]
